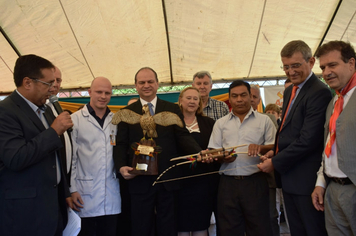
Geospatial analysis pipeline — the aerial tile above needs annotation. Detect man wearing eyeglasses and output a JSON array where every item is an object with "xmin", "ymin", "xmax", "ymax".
[
  {"xmin": 0, "ymin": 54, "xmax": 73, "ymax": 236},
  {"xmin": 257, "ymin": 40, "xmax": 332, "ymax": 236}
]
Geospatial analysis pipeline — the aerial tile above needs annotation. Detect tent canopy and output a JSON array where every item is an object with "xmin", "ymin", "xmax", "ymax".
[{"xmin": 1, "ymin": 0, "xmax": 355, "ymax": 95}]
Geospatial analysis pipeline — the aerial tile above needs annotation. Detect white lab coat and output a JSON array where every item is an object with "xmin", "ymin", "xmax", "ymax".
[{"xmin": 70, "ymin": 105, "xmax": 121, "ymax": 217}]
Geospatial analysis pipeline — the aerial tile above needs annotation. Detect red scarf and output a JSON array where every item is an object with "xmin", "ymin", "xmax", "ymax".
[{"xmin": 325, "ymin": 72, "xmax": 356, "ymax": 157}]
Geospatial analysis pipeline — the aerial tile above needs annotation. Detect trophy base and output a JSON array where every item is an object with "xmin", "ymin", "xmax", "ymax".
[{"xmin": 130, "ymin": 139, "xmax": 159, "ymax": 176}]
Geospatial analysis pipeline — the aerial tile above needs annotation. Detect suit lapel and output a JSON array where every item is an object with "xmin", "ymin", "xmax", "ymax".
[
  {"xmin": 44, "ymin": 106, "xmax": 55, "ymax": 125},
  {"xmin": 282, "ymin": 74, "xmax": 316, "ymax": 128},
  {"xmin": 9, "ymin": 92, "xmax": 46, "ymax": 131},
  {"xmin": 131, "ymin": 100, "xmax": 143, "ymax": 114},
  {"xmin": 155, "ymin": 98, "xmax": 164, "ymax": 114},
  {"xmin": 280, "ymin": 87, "xmax": 292, "ymax": 120}
]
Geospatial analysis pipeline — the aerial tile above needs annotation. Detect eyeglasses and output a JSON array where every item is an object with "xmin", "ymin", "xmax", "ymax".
[
  {"xmin": 280, "ymin": 62, "xmax": 304, "ymax": 71},
  {"xmin": 29, "ymin": 77, "xmax": 55, "ymax": 88}
]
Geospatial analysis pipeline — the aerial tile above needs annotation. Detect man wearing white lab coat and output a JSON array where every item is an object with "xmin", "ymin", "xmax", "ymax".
[{"xmin": 70, "ymin": 77, "xmax": 121, "ymax": 236}]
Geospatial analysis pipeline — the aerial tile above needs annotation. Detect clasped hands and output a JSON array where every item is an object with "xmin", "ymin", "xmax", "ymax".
[
  {"xmin": 201, "ymin": 144, "xmax": 275, "ymax": 173},
  {"xmin": 200, "ymin": 148, "xmax": 236, "ymax": 163}
]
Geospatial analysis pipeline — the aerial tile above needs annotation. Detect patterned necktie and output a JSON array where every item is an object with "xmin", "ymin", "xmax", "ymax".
[
  {"xmin": 325, "ymin": 72, "xmax": 356, "ymax": 157},
  {"xmin": 147, "ymin": 102, "xmax": 154, "ymax": 115},
  {"xmin": 276, "ymin": 85, "xmax": 298, "ymax": 154}
]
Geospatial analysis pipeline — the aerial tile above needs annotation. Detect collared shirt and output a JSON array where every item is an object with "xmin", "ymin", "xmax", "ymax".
[
  {"xmin": 203, "ymin": 97, "xmax": 229, "ymax": 121},
  {"xmin": 316, "ymin": 86, "xmax": 356, "ymax": 188},
  {"xmin": 16, "ymin": 90, "xmax": 43, "ymax": 114},
  {"xmin": 140, "ymin": 96, "xmax": 158, "ymax": 114},
  {"xmin": 86, "ymin": 103, "xmax": 111, "ymax": 128},
  {"xmin": 70, "ymin": 105, "xmax": 121, "ymax": 217},
  {"xmin": 208, "ymin": 108, "xmax": 276, "ymax": 176},
  {"xmin": 286, "ymin": 71, "xmax": 312, "ymax": 117},
  {"xmin": 16, "ymin": 90, "xmax": 61, "ymax": 183}
]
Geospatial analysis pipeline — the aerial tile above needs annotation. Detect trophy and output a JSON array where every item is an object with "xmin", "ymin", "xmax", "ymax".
[{"xmin": 112, "ymin": 104, "xmax": 184, "ymax": 175}]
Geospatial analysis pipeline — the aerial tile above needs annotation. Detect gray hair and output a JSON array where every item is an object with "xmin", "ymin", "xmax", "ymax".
[
  {"xmin": 281, "ymin": 40, "xmax": 312, "ymax": 62},
  {"xmin": 192, "ymin": 71, "xmax": 212, "ymax": 84},
  {"xmin": 250, "ymin": 84, "xmax": 261, "ymax": 95}
]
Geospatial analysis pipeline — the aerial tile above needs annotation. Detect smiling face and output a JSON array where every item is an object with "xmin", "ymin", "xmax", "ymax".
[
  {"xmin": 135, "ymin": 69, "xmax": 159, "ymax": 102},
  {"xmin": 282, "ymin": 51, "xmax": 315, "ymax": 86},
  {"xmin": 229, "ymin": 85, "xmax": 251, "ymax": 117},
  {"xmin": 179, "ymin": 88, "xmax": 200, "ymax": 114},
  {"xmin": 192, "ymin": 75, "xmax": 212, "ymax": 98},
  {"xmin": 319, "ymin": 50, "xmax": 355, "ymax": 91},
  {"xmin": 88, "ymin": 77, "xmax": 112, "ymax": 111}
]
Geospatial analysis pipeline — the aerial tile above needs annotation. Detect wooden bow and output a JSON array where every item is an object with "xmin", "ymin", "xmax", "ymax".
[
  {"xmin": 152, "ymin": 164, "xmax": 259, "ymax": 186},
  {"xmin": 152, "ymin": 144, "xmax": 248, "ymax": 186},
  {"xmin": 170, "ymin": 144, "xmax": 248, "ymax": 162}
]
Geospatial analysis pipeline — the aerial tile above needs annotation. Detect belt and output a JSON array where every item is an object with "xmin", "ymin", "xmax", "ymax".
[
  {"xmin": 331, "ymin": 177, "xmax": 353, "ymax": 185},
  {"xmin": 223, "ymin": 172, "xmax": 261, "ymax": 180}
]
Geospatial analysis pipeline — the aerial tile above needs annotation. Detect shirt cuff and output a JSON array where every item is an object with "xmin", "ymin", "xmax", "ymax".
[{"xmin": 315, "ymin": 174, "xmax": 326, "ymax": 188}]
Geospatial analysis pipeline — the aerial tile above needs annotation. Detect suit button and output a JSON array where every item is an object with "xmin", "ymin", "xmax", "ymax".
[
  {"xmin": 52, "ymin": 165, "xmax": 56, "ymax": 169},
  {"xmin": 54, "ymin": 185, "xmax": 57, "ymax": 188}
]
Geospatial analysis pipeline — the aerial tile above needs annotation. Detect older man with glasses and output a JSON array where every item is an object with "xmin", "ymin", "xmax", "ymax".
[
  {"xmin": 258, "ymin": 40, "xmax": 332, "ymax": 236},
  {"xmin": 0, "ymin": 54, "xmax": 73, "ymax": 236}
]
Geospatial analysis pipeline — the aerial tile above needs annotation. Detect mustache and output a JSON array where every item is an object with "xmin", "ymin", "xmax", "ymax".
[{"xmin": 324, "ymin": 73, "xmax": 335, "ymax": 79}]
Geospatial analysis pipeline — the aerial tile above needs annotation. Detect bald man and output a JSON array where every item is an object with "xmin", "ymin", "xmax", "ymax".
[{"xmin": 70, "ymin": 77, "xmax": 121, "ymax": 236}]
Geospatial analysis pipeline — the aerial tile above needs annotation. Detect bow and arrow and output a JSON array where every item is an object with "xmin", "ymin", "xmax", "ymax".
[{"xmin": 152, "ymin": 144, "xmax": 254, "ymax": 186}]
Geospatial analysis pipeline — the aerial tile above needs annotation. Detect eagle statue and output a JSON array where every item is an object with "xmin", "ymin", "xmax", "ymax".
[{"xmin": 111, "ymin": 104, "xmax": 184, "ymax": 138}]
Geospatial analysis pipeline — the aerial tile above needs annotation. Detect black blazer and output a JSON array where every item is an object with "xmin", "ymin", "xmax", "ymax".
[
  {"xmin": 179, "ymin": 115, "xmax": 219, "ymax": 177},
  {"xmin": 0, "ymin": 91, "xmax": 70, "ymax": 236},
  {"xmin": 272, "ymin": 74, "xmax": 332, "ymax": 195},
  {"xmin": 46, "ymin": 105, "xmax": 73, "ymax": 186},
  {"xmin": 113, "ymin": 98, "xmax": 201, "ymax": 193}
]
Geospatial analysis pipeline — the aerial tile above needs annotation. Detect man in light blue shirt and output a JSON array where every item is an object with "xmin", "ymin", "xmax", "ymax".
[{"xmin": 208, "ymin": 80, "xmax": 276, "ymax": 236}]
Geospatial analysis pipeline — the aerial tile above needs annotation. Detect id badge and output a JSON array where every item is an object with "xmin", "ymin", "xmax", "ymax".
[{"xmin": 110, "ymin": 130, "xmax": 116, "ymax": 146}]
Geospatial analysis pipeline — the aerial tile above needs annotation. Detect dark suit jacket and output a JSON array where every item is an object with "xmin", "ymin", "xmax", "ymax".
[
  {"xmin": 179, "ymin": 115, "xmax": 219, "ymax": 177},
  {"xmin": 46, "ymin": 104, "xmax": 73, "ymax": 185},
  {"xmin": 196, "ymin": 115, "xmax": 215, "ymax": 149},
  {"xmin": 113, "ymin": 98, "xmax": 201, "ymax": 193},
  {"xmin": 272, "ymin": 74, "xmax": 332, "ymax": 195},
  {"xmin": 0, "ymin": 91, "xmax": 70, "ymax": 236},
  {"xmin": 323, "ymin": 89, "xmax": 356, "ymax": 185}
]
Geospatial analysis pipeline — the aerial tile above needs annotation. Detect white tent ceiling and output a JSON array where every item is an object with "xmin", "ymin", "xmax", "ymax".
[{"xmin": 0, "ymin": 0, "xmax": 355, "ymax": 95}]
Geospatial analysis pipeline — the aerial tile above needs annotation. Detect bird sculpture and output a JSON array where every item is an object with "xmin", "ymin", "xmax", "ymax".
[{"xmin": 111, "ymin": 104, "xmax": 184, "ymax": 139}]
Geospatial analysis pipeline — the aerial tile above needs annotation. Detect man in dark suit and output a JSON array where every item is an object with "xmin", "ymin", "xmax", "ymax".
[
  {"xmin": 258, "ymin": 40, "xmax": 332, "ymax": 236},
  {"xmin": 46, "ymin": 66, "xmax": 73, "ymax": 184},
  {"xmin": 113, "ymin": 67, "xmax": 201, "ymax": 236},
  {"xmin": 312, "ymin": 41, "xmax": 356, "ymax": 235},
  {"xmin": 0, "ymin": 54, "xmax": 73, "ymax": 236}
]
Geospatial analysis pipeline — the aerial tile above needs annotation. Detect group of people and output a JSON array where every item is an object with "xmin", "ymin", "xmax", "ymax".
[{"xmin": 0, "ymin": 39, "xmax": 355, "ymax": 236}]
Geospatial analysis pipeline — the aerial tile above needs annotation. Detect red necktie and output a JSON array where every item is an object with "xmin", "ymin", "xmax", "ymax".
[
  {"xmin": 276, "ymin": 85, "xmax": 298, "ymax": 154},
  {"xmin": 325, "ymin": 72, "xmax": 356, "ymax": 157}
]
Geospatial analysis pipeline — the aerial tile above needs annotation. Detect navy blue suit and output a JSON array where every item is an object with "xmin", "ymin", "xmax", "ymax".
[
  {"xmin": 0, "ymin": 91, "xmax": 70, "ymax": 236},
  {"xmin": 273, "ymin": 74, "xmax": 332, "ymax": 235},
  {"xmin": 114, "ymin": 98, "xmax": 201, "ymax": 236}
]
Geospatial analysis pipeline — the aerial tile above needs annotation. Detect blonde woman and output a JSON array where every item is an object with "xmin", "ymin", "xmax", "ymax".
[{"xmin": 177, "ymin": 87, "xmax": 219, "ymax": 236}]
